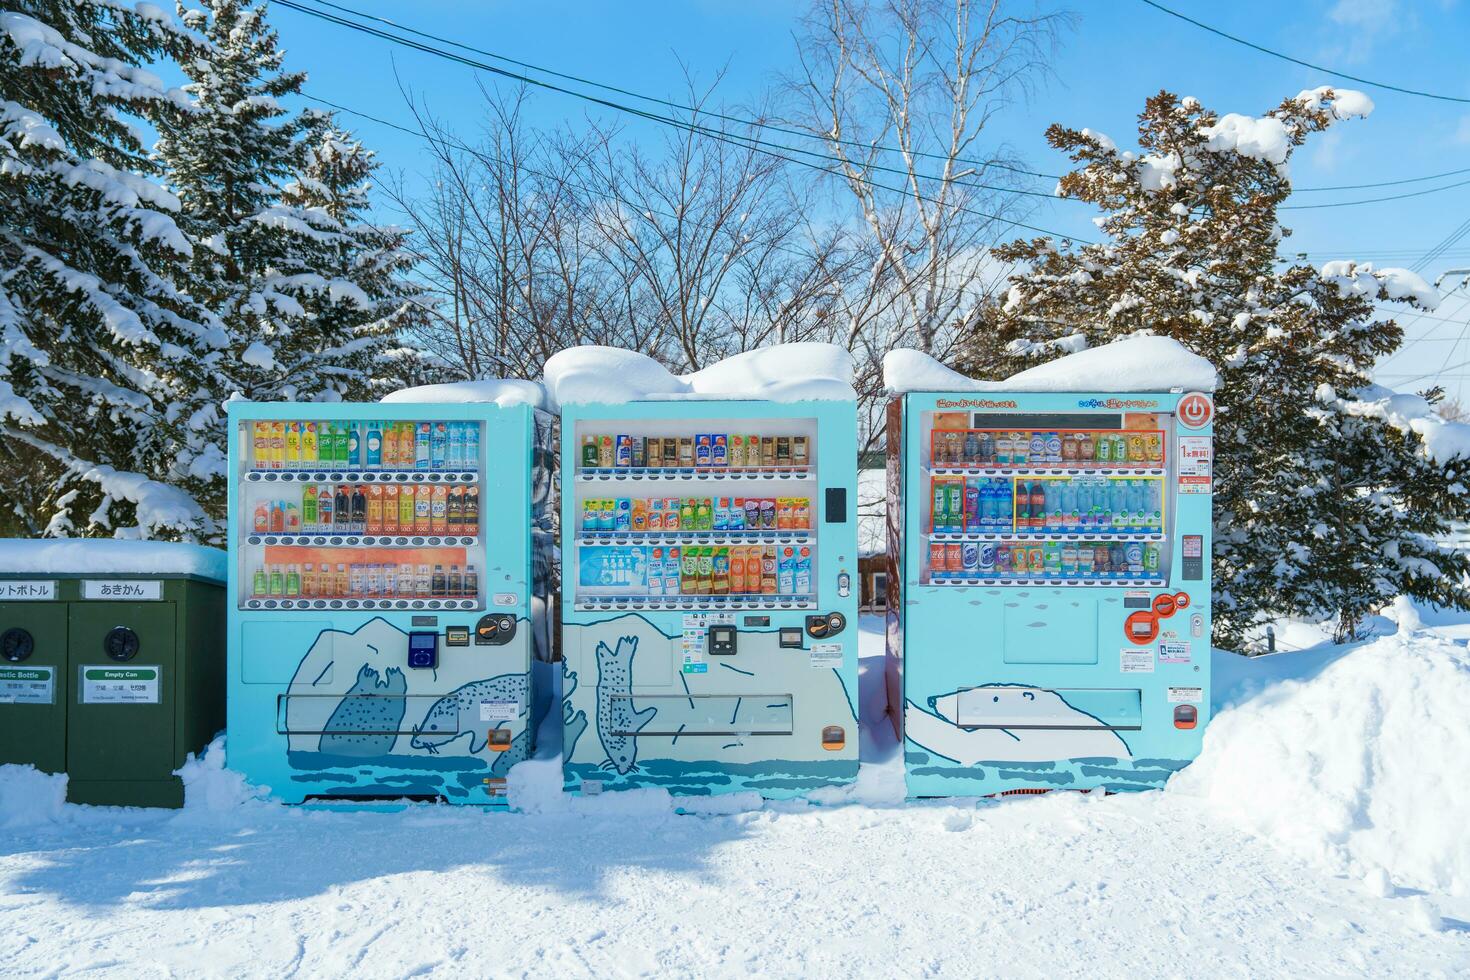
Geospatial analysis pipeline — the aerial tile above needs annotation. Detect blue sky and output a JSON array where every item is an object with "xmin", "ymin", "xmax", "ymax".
[{"xmin": 265, "ymin": 0, "xmax": 1470, "ymax": 399}]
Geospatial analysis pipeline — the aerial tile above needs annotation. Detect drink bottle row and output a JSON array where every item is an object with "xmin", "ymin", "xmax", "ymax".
[
  {"xmin": 249, "ymin": 420, "xmax": 480, "ymax": 472},
  {"xmin": 929, "ymin": 540, "xmax": 1163, "ymax": 579},
  {"xmin": 581, "ymin": 496, "xmax": 813, "ymax": 534},
  {"xmin": 930, "ymin": 476, "xmax": 1163, "ymax": 535},
  {"xmin": 581, "ymin": 433, "xmax": 811, "ymax": 469},
  {"xmin": 931, "ymin": 428, "xmax": 1164, "ymax": 469},
  {"xmin": 251, "ymin": 483, "xmax": 480, "ymax": 537},
  {"xmin": 583, "ymin": 545, "xmax": 813, "ymax": 596},
  {"xmin": 250, "ymin": 561, "xmax": 479, "ymax": 600}
]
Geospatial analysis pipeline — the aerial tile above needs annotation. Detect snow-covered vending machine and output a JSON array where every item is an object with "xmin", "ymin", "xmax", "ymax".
[
  {"xmin": 549, "ymin": 345, "xmax": 860, "ymax": 799},
  {"xmin": 884, "ymin": 338, "xmax": 1217, "ymax": 797},
  {"xmin": 226, "ymin": 385, "xmax": 553, "ymax": 805}
]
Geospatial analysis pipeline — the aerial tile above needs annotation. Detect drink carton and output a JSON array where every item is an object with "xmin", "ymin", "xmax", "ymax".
[
  {"xmin": 729, "ymin": 435, "xmax": 746, "ymax": 468},
  {"xmin": 712, "ymin": 434, "xmax": 727, "ymax": 468},
  {"xmin": 694, "ymin": 434, "xmax": 713, "ymax": 468},
  {"xmin": 615, "ymin": 435, "xmax": 633, "ymax": 467},
  {"xmin": 712, "ymin": 547, "xmax": 730, "ymax": 595}
]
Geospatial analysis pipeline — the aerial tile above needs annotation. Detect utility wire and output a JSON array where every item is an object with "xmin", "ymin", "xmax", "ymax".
[
  {"xmin": 1138, "ymin": 0, "xmax": 1470, "ymax": 105},
  {"xmin": 279, "ymin": 0, "xmax": 1470, "ymax": 211},
  {"xmin": 270, "ymin": 0, "xmax": 1092, "ymax": 242},
  {"xmin": 288, "ymin": 0, "xmax": 1060, "ymax": 181},
  {"xmin": 1294, "ymin": 165, "xmax": 1470, "ymax": 192}
]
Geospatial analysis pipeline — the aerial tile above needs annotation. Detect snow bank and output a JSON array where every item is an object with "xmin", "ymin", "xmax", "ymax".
[
  {"xmin": 0, "ymin": 765, "xmax": 67, "ymax": 829},
  {"xmin": 382, "ymin": 379, "xmax": 546, "ymax": 410},
  {"xmin": 1172, "ymin": 627, "xmax": 1470, "ymax": 899},
  {"xmin": 0, "ymin": 538, "xmax": 226, "ymax": 581},
  {"xmin": 883, "ymin": 335, "xmax": 1218, "ymax": 394},
  {"xmin": 173, "ymin": 736, "xmax": 270, "ymax": 824},
  {"xmin": 543, "ymin": 343, "xmax": 855, "ymax": 408}
]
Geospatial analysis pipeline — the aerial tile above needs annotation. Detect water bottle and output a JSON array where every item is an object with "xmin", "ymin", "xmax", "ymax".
[
  {"xmin": 1075, "ymin": 479, "xmax": 1092, "ymax": 530},
  {"xmin": 1059, "ymin": 480, "xmax": 1078, "ymax": 530},
  {"xmin": 1146, "ymin": 481, "xmax": 1162, "ymax": 531},
  {"xmin": 1109, "ymin": 480, "xmax": 1127, "ymax": 528}
]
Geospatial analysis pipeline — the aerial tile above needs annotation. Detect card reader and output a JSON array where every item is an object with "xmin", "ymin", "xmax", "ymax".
[{"xmin": 408, "ymin": 631, "xmax": 438, "ymax": 669}]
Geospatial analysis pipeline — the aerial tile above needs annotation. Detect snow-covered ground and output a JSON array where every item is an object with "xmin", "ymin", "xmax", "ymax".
[{"xmin": 2, "ymin": 616, "xmax": 1468, "ymax": 977}]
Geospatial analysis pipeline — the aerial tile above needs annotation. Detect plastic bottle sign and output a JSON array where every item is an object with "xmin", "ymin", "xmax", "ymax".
[
  {"xmin": 1176, "ymin": 392, "xmax": 1213, "ymax": 429},
  {"xmin": 0, "ymin": 665, "xmax": 54, "ymax": 704},
  {"xmin": 0, "ymin": 581, "xmax": 55, "ymax": 601}
]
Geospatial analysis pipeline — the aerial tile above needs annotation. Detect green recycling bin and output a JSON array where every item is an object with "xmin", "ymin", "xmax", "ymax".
[{"xmin": 0, "ymin": 540, "xmax": 226, "ymax": 807}]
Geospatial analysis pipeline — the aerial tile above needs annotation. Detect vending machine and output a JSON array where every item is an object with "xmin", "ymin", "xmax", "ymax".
[
  {"xmin": 226, "ymin": 394, "xmax": 553, "ymax": 805},
  {"xmin": 886, "ymin": 346, "xmax": 1216, "ymax": 797},
  {"xmin": 552, "ymin": 348, "xmax": 860, "ymax": 799}
]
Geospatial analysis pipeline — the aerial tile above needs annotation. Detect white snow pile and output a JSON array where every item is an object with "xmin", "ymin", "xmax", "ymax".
[
  {"xmin": 1172, "ymin": 626, "xmax": 1470, "ymax": 899},
  {"xmin": 172, "ymin": 736, "xmax": 271, "ymax": 825},
  {"xmin": 0, "ymin": 538, "xmax": 226, "ymax": 581},
  {"xmin": 382, "ymin": 378, "xmax": 546, "ymax": 410},
  {"xmin": 0, "ymin": 765, "xmax": 67, "ymax": 829},
  {"xmin": 1199, "ymin": 87, "xmax": 1373, "ymax": 175},
  {"xmin": 1319, "ymin": 260, "xmax": 1438, "ymax": 310},
  {"xmin": 543, "ymin": 343, "xmax": 855, "ymax": 408},
  {"xmin": 1318, "ymin": 383, "xmax": 1470, "ymax": 465},
  {"xmin": 884, "ymin": 335, "xmax": 1218, "ymax": 394}
]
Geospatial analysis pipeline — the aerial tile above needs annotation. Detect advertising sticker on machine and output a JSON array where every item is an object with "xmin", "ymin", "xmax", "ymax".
[
  {"xmin": 1167, "ymin": 687, "xmax": 1204, "ymax": 704},
  {"xmin": 809, "ymin": 643, "xmax": 843, "ymax": 669},
  {"xmin": 682, "ymin": 612, "xmax": 733, "ymax": 673},
  {"xmin": 1159, "ymin": 640, "xmax": 1192, "ymax": 664},
  {"xmin": 479, "ymin": 700, "xmax": 519, "ymax": 722},
  {"xmin": 1178, "ymin": 437, "xmax": 1212, "ymax": 494},
  {"xmin": 1120, "ymin": 647, "xmax": 1155, "ymax": 673}
]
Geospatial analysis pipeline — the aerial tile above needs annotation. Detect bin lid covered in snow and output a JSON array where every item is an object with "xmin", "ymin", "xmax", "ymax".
[
  {"xmin": 0, "ymin": 539, "xmax": 227, "ymax": 582},
  {"xmin": 381, "ymin": 379, "xmax": 546, "ymax": 410},
  {"xmin": 883, "ymin": 335, "xmax": 1219, "ymax": 395},
  {"xmin": 543, "ymin": 343, "xmax": 856, "ymax": 408}
]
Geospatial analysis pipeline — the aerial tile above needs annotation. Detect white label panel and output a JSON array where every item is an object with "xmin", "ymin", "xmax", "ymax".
[
  {"xmin": 81, "ymin": 580, "xmax": 162, "ymax": 600},
  {"xmin": 79, "ymin": 665, "xmax": 161, "ymax": 704}
]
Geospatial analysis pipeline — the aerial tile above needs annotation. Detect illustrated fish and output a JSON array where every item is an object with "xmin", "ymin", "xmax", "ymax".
[
  {"xmin": 595, "ymin": 635, "xmax": 656, "ymax": 774},
  {"xmin": 906, "ymin": 686, "xmax": 1130, "ymax": 764},
  {"xmin": 410, "ymin": 673, "xmax": 530, "ymax": 755}
]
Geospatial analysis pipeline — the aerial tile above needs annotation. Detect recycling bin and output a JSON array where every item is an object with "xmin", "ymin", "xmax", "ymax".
[{"xmin": 0, "ymin": 540, "xmax": 227, "ymax": 807}]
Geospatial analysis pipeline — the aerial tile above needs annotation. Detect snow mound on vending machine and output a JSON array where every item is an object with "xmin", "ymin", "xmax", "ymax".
[
  {"xmin": 883, "ymin": 335, "xmax": 1218, "ymax": 393},
  {"xmin": 0, "ymin": 538, "xmax": 226, "ymax": 582},
  {"xmin": 1171, "ymin": 628, "xmax": 1470, "ymax": 899},
  {"xmin": 381, "ymin": 378, "xmax": 546, "ymax": 409},
  {"xmin": 543, "ymin": 343, "xmax": 855, "ymax": 408}
]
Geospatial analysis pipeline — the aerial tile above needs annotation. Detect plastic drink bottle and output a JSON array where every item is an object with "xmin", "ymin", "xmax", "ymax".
[
  {"xmin": 366, "ymin": 421, "xmax": 382, "ymax": 469},
  {"xmin": 1146, "ymin": 481, "xmax": 1162, "ymax": 530},
  {"xmin": 1075, "ymin": 479, "xmax": 1092, "ymax": 529},
  {"xmin": 302, "ymin": 484, "xmax": 317, "ymax": 532},
  {"xmin": 1060, "ymin": 480, "xmax": 1078, "ymax": 530},
  {"xmin": 317, "ymin": 485, "xmax": 333, "ymax": 531},
  {"xmin": 464, "ymin": 423, "xmax": 479, "ymax": 469},
  {"xmin": 1109, "ymin": 481, "xmax": 1127, "ymax": 528},
  {"xmin": 302, "ymin": 423, "xmax": 318, "ymax": 468},
  {"xmin": 268, "ymin": 564, "xmax": 284, "ymax": 596},
  {"xmin": 431, "ymin": 423, "xmax": 448, "ymax": 470},
  {"xmin": 252, "ymin": 566, "xmax": 267, "ymax": 597},
  {"xmin": 285, "ymin": 565, "xmax": 300, "ymax": 597},
  {"xmin": 448, "ymin": 422, "xmax": 463, "ymax": 469}
]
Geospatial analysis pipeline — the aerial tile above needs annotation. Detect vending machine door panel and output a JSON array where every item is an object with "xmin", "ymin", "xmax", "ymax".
[
  {"xmin": 240, "ymin": 620, "xmax": 333, "ymax": 684},
  {"xmin": 897, "ymin": 390, "xmax": 1212, "ymax": 797},
  {"xmin": 559, "ymin": 399, "xmax": 859, "ymax": 799},
  {"xmin": 1000, "ymin": 600, "xmax": 1100, "ymax": 665}
]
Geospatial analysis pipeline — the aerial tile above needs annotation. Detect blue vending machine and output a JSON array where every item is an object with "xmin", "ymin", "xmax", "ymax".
[
  {"xmin": 227, "ymin": 395, "xmax": 553, "ymax": 804},
  {"xmin": 557, "ymin": 390, "xmax": 860, "ymax": 798},
  {"xmin": 887, "ymin": 363, "xmax": 1216, "ymax": 797}
]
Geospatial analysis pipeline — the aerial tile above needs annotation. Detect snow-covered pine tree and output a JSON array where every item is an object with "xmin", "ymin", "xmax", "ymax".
[
  {"xmin": 275, "ymin": 123, "xmax": 426, "ymax": 398},
  {"xmin": 957, "ymin": 88, "xmax": 1470, "ymax": 646},
  {"xmin": 0, "ymin": 1, "xmax": 227, "ymax": 540},
  {"xmin": 158, "ymin": 0, "xmax": 415, "ymax": 420}
]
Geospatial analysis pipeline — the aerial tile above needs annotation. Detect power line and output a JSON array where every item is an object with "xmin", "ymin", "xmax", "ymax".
[
  {"xmin": 1281, "ymin": 176, "xmax": 1470, "ymax": 210},
  {"xmin": 270, "ymin": 0, "xmax": 1092, "ymax": 243},
  {"xmin": 1294, "ymin": 165, "xmax": 1470, "ymax": 192},
  {"xmin": 279, "ymin": 0, "xmax": 1470, "ymax": 212},
  {"xmin": 287, "ymin": 0, "xmax": 1061, "ymax": 182},
  {"xmin": 1138, "ymin": 0, "xmax": 1470, "ymax": 105}
]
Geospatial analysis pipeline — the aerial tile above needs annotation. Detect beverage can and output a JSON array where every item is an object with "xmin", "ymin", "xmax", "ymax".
[
  {"xmin": 1011, "ymin": 543, "xmax": 1029, "ymax": 574},
  {"xmin": 946, "ymin": 543, "xmax": 964, "ymax": 573},
  {"xmin": 996, "ymin": 542, "xmax": 1013, "ymax": 574},
  {"xmin": 977, "ymin": 542, "xmax": 996, "ymax": 573},
  {"xmin": 960, "ymin": 541, "xmax": 979, "ymax": 573},
  {"xmin": 929, "ymin": 541, "xmax": 947, "ymax": 576},
  {"xmin": 1027, "ymin": 545, "xmax": 1044, "ymax": 572},
  {"xmin": 1125, "ymin": 541, "xmax": 1144, "ymax": 574}
]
